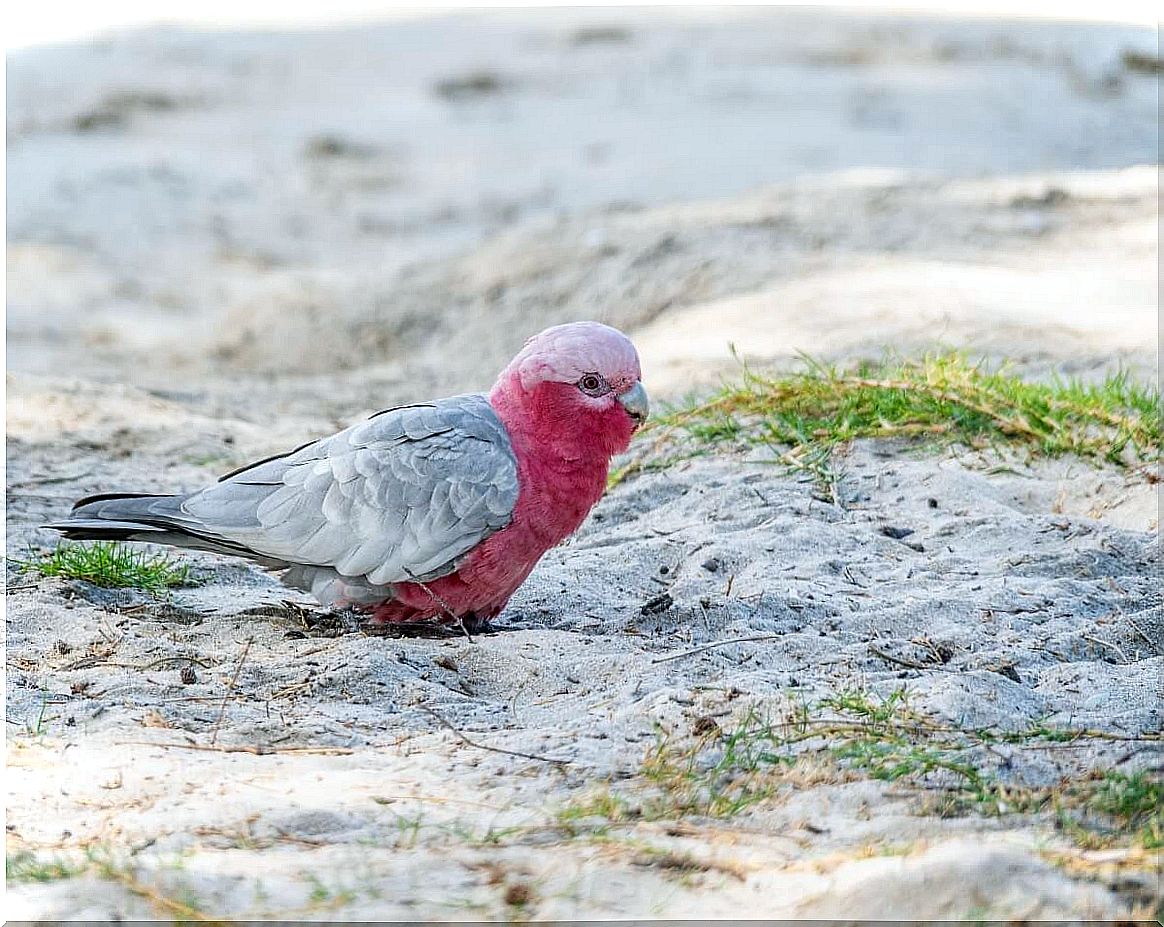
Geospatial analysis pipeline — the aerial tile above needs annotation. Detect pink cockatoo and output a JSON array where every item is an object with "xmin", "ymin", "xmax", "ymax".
[{"xmin": 48, "ymin": 322, "xmax": 649, "ymax": 628}]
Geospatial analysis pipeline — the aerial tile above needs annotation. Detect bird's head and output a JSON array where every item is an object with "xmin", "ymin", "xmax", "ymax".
[{"xmin": 490, "ymin": 321, "xmax": 649, "ymax": 460}]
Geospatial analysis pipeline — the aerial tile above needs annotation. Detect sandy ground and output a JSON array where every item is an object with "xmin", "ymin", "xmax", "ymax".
[{"xmin": 5, "ymin": 8, "xmax": 1161, "ymax": 921}]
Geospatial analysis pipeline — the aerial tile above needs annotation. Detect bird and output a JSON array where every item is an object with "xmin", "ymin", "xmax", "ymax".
[{"xmin": 47, "ymin": 321, "xmax": 649, "ymax": 630}]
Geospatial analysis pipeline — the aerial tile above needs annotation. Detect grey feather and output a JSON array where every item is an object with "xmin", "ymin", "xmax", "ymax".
[{"xmin": 49, "ymin": 394, "xmax": 521, "ymax": 593}]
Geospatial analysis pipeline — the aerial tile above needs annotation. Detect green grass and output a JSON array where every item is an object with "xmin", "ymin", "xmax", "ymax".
[
  {"xmin": 23, "ymin": 691, "xmax": 55, "ymax": 737},
  {"xmin": 9, "ymin": 843, "xmax": 370, "ymax": 920},
  {"xmin": 1057, "ymin": 771, "xmax": 1163, "ymax": 850},
  {"xmin": 557, "ymin": 689, "xmax": 1163, "ymax": 851},
  {"xmin": 13, "ymin": 541, "xmax": 191, "ymax": 594},
  {"xmin": 444, "ymin": 821, "xmax": 528, "ymax": 847},
  {"xmin": 6, "ymin": 851, "xmax": 84, "ymax": 883},
  {"xmin": 614, "ymin": 353, "xmax": 1161, "ymax": 493}
]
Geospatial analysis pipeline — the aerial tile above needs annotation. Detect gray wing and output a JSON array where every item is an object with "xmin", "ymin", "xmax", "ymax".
[{"xmin": 176, "ymin": 393, "xmax": 519, "ymax": 584}]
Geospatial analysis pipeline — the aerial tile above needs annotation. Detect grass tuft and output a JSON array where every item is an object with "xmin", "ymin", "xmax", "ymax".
[
  {"xmin": 615, "ymin": 353, "xmax": 1160, "ymax": 492},
  {"xmin": 14, "ymin": 541, "xmax": 192, "ymax": 594},
  {"xmin": 1057, "ymin": 771, "xmax": 1162, "ymax": 850},
  {"xmin": 557, "ymin": 688, "xmax": 1163, "ymax": 851},
  {"xmin": 6, "ymin": 851, "xmax": 84, "ymax": 883}
]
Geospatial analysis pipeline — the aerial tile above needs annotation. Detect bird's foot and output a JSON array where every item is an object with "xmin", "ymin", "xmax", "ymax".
[
  {"xmin": 297, "ymin": 606, "xmax": 364, "ymax": 637},
  {"xmin": 459, "ymin": 612, "xmax": 496, "ymax": 639},
  {"xmin": 358, "ymin": 604, "xmax": 494, "ymax": 639}
]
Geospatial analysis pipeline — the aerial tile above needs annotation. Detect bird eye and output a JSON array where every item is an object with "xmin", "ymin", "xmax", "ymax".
[{"xmin": 577, "ymin": 373, "xmax": 609, "ymax": 396}]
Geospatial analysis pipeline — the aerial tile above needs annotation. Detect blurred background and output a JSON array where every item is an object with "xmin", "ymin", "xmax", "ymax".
[{"xmin": 6, "ymin": 2, "xmax": 1159, "ymax": 423}]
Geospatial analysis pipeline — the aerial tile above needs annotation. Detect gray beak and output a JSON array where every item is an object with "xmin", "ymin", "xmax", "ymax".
[{"xmin": 617, "ymin": 381, "xmax": 650, "ymax": 426}]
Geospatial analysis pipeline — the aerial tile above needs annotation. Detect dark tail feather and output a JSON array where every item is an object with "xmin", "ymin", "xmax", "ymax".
[
  {"xmin": 45, "ymin": 492, "xmax": 169, "ymax": 538},
  {"xmin": 47, "ymin": 518, "xmax": 171, "ymax": 542},
  {"xmin": 48, "ymin": 492, "xmax": 185, "ymax": 535},
  {"xmin": 44, "ymin": 492, "xmax": 283, "ymax": 564},
  {"xmin": 70, "ymin": 491, "xmax": 172, "ymax": 510}
]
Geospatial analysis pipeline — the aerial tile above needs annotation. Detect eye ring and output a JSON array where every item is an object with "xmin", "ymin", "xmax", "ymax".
[{"xmin": 577, "ymin": 373, "xmax": 610, "ymax": 396}]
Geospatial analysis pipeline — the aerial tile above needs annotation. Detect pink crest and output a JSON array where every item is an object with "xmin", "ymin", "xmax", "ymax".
[{"xmin": 503, "ymin": 321, "xmax": 641, "ymax": 392}]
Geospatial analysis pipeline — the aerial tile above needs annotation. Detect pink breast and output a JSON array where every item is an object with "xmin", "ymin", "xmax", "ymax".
[{"xmin": 368, "ymin": 449, "xmax": 608, "ymax": 625}]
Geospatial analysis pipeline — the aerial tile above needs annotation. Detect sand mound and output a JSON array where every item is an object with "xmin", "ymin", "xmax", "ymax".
[{"xmin": 203, "ymin": 167, "xmax": 1159, "ymax": 396}]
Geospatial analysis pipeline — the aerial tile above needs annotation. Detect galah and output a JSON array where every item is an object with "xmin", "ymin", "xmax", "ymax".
[{"xmin": 48, "ymin": 321, "xmax": 649, "ymax": 628}]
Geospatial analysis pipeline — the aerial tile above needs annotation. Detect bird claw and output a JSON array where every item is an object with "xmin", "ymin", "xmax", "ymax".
[
  {"xmin": 459, "ymin": 612, "xmax": 492, "ymax": 641},
  {"xmin": 300, "ymin": 606, "xmax": 364, "ymax": 636}
]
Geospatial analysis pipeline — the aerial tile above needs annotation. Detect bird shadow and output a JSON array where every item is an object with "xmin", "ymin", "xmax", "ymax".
[{"xmin": 284, "ymin": 604, "xmax": 501, "ymax": 641}]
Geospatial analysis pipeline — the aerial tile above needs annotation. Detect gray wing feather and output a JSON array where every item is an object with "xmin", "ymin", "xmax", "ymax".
[{"xmin": 177, "ymin": 394, "xmax": 519, "ymax": 583}]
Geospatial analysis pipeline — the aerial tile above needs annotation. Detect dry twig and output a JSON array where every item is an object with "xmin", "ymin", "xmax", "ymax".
[
  {"xmin": 651, "ymin": 634, "xmax": 784, "ymax": 664},
  {"xmin": 123, "ymin": 740, "xmax": 353, "ymax": 756},
  {"xmin": 209, "ymin": 638, "xmax": 252, "ymax": 746},
  {"xmin": 419, "ymin": 704, "xmax": 570, "ymax": 766},
  {"xmin": 867, "ymin": 644, "xmax": 932, "ymax": 670}
]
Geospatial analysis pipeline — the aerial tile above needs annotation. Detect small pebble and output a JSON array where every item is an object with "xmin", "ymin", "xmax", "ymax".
[
  {"xmin": 880, "ymin": 525, "xmax": 915, "ymax": 540},
  {"xmin": 640, "ymin": 592, "xmax": 673, "ymax": 616},
  {"xmin": 992, "ymin": 664, "xmax": 1022, "ymax": 684},
  {"xmin": 692, "ymin": 716, "xmax": 720, "ymax": 736},
  {"xmin": 701, "ymin": 557, "xmax": 720, "ymax": 572}
]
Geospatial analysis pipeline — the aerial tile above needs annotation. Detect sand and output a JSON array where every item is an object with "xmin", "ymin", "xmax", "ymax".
[{"xmin": 5, "ymin": 7, "xmax": 1161, "ymax": 921}]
